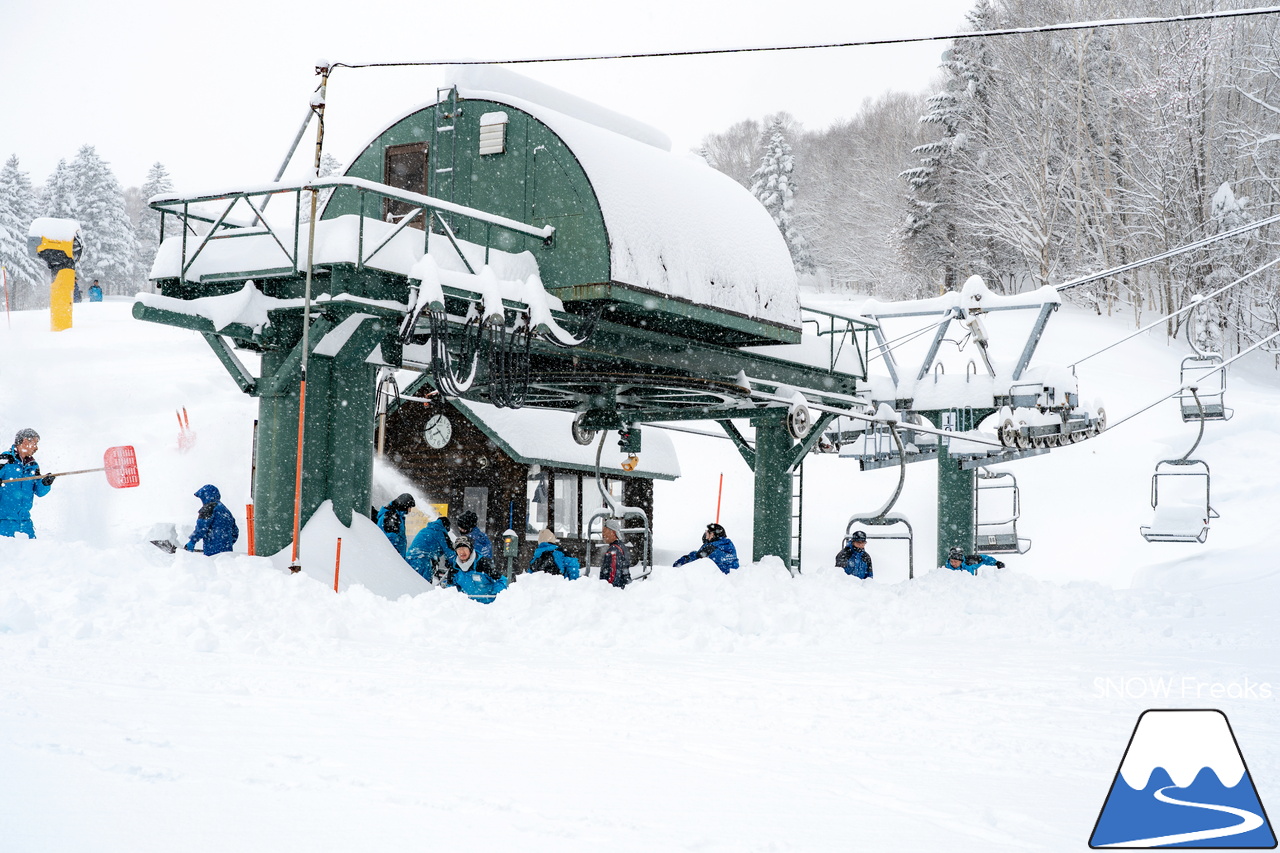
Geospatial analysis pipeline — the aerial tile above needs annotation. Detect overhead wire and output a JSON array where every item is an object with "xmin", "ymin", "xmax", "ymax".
[
  {"xmin": 1069, "ymin": 256, "xmax": 1280, "ymax": 368},
  {"xmin": 330, "ymin": 6, "xmax": 1280, "ymax": 69}
]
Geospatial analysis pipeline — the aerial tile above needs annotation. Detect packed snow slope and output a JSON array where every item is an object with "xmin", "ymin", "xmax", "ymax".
[{"xmin": 1, "ymin": 297, "xmax": 1277, "ymax": 852}]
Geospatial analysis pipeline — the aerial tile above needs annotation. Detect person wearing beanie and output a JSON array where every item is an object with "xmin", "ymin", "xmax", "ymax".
[
  {"xmin": 454, "ymin": 509, "xmax": 493, "ymax": 560},
  {"xmin": 598, "ymin": 517, "xmax": 633, "ymax": 588},
  {"xmin": 835, "ymin": 530, "xmax": 873, "ymax": 579},
  {"xmin": 377, "ymin": 493, "xmax": 416, "ymax": 556},
  {"xmin": 407, "ymin": 513, "xmax": 453, "ymax": 582},
  {"xmin": 528, "ymin": 528, "xmax": 581, "ymax": 580},
  {"xmin": 0, "ymin": 428, "xmax": 55, "ymax": 539},
  {"xmin": 184, "ymin": 484, "xmax": 240, "ymax": 556},
  {"xmin": 442, "ymin": 535, "xmax": 507, "ymax": 603},
  {"xmin": 943, "ymin": 546, "xmax": 1005, "ymax": 574}
]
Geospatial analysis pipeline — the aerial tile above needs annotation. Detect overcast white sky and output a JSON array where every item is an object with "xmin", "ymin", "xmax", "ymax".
[{"xmin": 1, "ymin": 0, "xmax": 976, "ymax": 192}]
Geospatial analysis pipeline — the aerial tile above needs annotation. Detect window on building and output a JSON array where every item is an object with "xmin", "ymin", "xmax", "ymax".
[
  {"xmin": 479, "ymin": 112, "xmax": 508, "ymax": 155},
  {"xmin": 383, "ymin": 142, "xmax": 429, "ymax": 227}
]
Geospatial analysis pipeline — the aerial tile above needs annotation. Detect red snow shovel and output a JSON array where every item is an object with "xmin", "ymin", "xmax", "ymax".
[{"xmin": 0, "ymin": 445, "xmax": 140, "ymax": 489}]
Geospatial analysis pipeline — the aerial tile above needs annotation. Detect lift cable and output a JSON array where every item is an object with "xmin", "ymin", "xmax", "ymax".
[
  {"xmin": 1103, "ymin": 327, "xmax": 1280, "ymax": 434},
  {"xmin": 1055, "ymin": 211, "xmax": 1280, "ymax": 294},
  {"xmin": 330, "ymin": 7, "xmax": 1280, "ymax": 69},
  {"xmin": 1068, "ymin": 255, "xmax": 1280, "ymax": 369}
]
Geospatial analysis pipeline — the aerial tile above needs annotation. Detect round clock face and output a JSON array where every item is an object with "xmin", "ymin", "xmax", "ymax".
[{"xmin": 423, "ymin": 414, "xmax": 453, "ymax": 449}]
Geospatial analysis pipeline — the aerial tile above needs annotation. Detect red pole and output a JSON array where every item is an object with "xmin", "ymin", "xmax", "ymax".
[
  {"xmin": 290, "ymin": 378, "xmax": 307, "ymax": 571},
  {"xmin": 715, "ymin": 473, "xmax": 724, "ymax": 524},
  {"xmin": 246, "ymin": 504, "xmax": 255, "ymax": 556},
  {"xmin": 333, "ymin": 537, "xmax": 343, "ymax": 592}
]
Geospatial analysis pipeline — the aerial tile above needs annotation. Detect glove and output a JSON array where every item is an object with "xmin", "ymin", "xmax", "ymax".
[
  {"xmin": 41, "ymin": 474, "xmax": 56, "ymax": 486},
  {"xmin": 184, "ymin": 542, "xmax": 195, "ymax": 552},
  {"xmin": 995, "ymin": 561, "xmax": 1006, "ymax": 569}
]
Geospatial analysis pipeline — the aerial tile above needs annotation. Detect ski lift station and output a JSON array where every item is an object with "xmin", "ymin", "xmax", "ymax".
[{"xmin": 134, "ymin": 65, "xmax": 1111, "ymax": 572}]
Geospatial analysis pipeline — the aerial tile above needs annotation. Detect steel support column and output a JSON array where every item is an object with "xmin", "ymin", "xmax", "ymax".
[{"xmin": 752, "ymin": 410, "xmax": 793, "ymax": 564}]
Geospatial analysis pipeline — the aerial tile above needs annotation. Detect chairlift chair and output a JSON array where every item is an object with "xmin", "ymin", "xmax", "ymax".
[
  {"xmin": 972, "ymin": 468, "xmax": 1031, "ymax": 554},
  {"xmin": 1177, "ymin": 356, "xmax": 1233, "ymax": 422},
  {"xmin": 1140, "ymin": 388, "xmax": 1219, "ymax": 543},
  {"xmin": 1139, "ymin": 459, "xmax": 1218, "ymax": 543}
]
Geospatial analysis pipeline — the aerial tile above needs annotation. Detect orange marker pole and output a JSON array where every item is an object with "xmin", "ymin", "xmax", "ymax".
[
  {"xmin": 333, "ymin": 537, "xmax": 343, "ymax": 592},
  {"xmin": 246, "ymin": 504, "xmax": 255, "ymax": 556},
  {"xmin": 715, "ymin": 473, "xmax": 724, "ymax": 524}
]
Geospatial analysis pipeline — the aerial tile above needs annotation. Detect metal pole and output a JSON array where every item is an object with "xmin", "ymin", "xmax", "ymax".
[{"xmin": 290, "ymin": 60, "xmax": 330, "ymax": 572}]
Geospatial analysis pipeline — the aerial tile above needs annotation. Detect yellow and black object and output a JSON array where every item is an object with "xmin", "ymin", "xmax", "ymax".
[{"xmin": 27, "ymin": 218, "xmax": 83, "ymax": 332}]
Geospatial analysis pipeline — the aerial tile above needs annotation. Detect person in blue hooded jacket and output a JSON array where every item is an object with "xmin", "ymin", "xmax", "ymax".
[
  {"xmin": 406, "ymin": 514, "xmax": 453, "ymax": 582},
  {"xmin": 185, "ymin": 484, "xmax": 239, "ymax": 555},
  {"xmin": 673, "ymin": 523, "xmax": 740, "ymax": 574},
  {"xmin": 443, "ymin": 537, "xmax": 508, "ymax": 603},
  {"xmin": 0, "ymin": 428, "xmax": 55, "ymax": 539},
  {"xmin": 943, "ymin": 547, "xmax": 1004, "ymax": 574},
  {"xmin": 836, "ymin": 530, "xmax": 873, "ymax": 579},
  {"xmin": 376, "ymin": 493, "xmax": 416, "ymax": 556},
  {"xmin": 528, "ymin": 528, "xmax": 581, "ymax": 579}
]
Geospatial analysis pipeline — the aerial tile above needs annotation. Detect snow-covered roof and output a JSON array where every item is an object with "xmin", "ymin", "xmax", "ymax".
[
  {"xmin": 451, "ymin": 397, "xmax": 681, "ymax": 481},
  {"xmin": 447, "ymin": 67, "xmax": 800, "ymax": 332}
]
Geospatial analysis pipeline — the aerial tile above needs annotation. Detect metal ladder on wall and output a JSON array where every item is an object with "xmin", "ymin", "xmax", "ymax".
[
  {"xmin": 432, "ymin": 87, "xmax": 459, "ymax": 204},
  {"xmin": 789, "ymin": 462, "xmax": 804, "ymax": 575}
]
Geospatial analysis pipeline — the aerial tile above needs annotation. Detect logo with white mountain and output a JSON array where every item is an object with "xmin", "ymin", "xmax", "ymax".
[{"xmin": 1090, "ymin": 709, "xmax": 1276, "ymax": 848}]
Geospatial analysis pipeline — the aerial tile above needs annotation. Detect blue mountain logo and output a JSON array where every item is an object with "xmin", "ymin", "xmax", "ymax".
[{"xmin": 1090, "ymin": 709, "xmax": 1276, "ymax": 848}]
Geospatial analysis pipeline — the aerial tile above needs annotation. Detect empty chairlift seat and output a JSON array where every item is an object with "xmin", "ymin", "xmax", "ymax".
[
  {"xmin": 1139, "ymin": 459, "xmax": 1219, "ymax": 543},
  {"xmin": 1178, "ymin": 356, "xmax": 1233, "ymax": 422}
]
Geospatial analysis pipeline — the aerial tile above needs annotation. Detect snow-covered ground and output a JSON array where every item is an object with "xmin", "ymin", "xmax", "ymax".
[{"xmin": 1, "ymin": 297, "xmax": 1277, "ymax": 852}]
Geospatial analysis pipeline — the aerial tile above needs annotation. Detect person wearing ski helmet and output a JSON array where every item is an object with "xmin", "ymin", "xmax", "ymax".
[
  {"xmin": 184, "ymin": 484, "xmax": 240, "ymax": 556},
  {"xmin": 376, "ymin": 493, "xmax": 416, "ymax": 556},
  {"xmin": 406, "ymin": 513, "xmax": 453, "ymax": 583},
  {"xmin": 0, "ymin": 428, "xmax": 55, "ymax": 539},
  {"xmin": 442, "ymin": 535, "xmax": 508, "ymax": 603},
  {"xmin": 673, "ymin": 522, "xmax": 740, "ymax": 574},
  {"xmin": 454, "ymin": 509, "xmax": 493, "ymax": 560},
  {"xmin": 835, "ymin": 530, "xmax": 873, "ymax": 579},
  {"xmin": 943, "ymin": 546, "xmax": 1004, "ymax": 574}
]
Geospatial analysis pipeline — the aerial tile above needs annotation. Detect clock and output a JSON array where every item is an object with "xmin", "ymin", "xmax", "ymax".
[{"xmin": 423, "ymin": 413, "xmax": 453, "ymax": 449}]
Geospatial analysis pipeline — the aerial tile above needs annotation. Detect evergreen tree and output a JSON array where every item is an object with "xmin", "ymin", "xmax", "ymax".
[
  {"xmin": 0, "ymin": 155, "xmax": 45, "ymax": 308},
  {"xmin": 750, "ymin": 117, "xmax": 814, "ymax": 273},
  {"xmin": 43, "ymin": 158, "xmax": 78, "ymax": 220},
  {"xmin": 70, "ymin": 145, "xmax": 138, "ymax": 295},
  {"xmin": 135, "ymin": 162, "xmax": 173, "ymax": 282}
]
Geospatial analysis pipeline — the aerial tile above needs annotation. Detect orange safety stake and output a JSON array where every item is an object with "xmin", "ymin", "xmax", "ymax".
[
  {"xmin": 246, "ymin": 504, "xmax": 255, "ymax": 556},
  {"xmin": 333, "ymin": 537, "xmax": 343, "ymax": 592}
]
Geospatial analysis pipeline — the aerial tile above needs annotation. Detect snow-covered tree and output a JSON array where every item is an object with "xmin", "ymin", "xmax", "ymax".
[
  {"xmin": 698, "ymin": 118, "xmax": 762, "ymax": 190},
  {"xmin": 42, "ymin": 159, "xmax": 78, "ymax": 220},
  {"xmin": 70, "ymin": 145, "xmax": 138, "ymax": 295},
  {"xmin": 0, "ymin": 155, "xmax": 45, "ymax": 308},
  {"xmin": 750, "ymin": 116, "xmax": 814, "ymax": 273},
  {"xmin": 134, "ymin": 162, "xmax": 173, "ymax": 283}
]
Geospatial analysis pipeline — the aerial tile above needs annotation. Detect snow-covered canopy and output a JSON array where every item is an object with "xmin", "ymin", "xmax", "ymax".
[
  {"xmin": 448, "ymin": 67, "xmax": 801, "ymax": 332},
  {"xmin": 451, "ymin": 398, "xmax": 681, "ymax": 481}
]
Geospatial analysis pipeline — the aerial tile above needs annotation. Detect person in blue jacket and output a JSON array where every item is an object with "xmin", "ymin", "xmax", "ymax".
[
  {"xmin": 87, "ymin": 279, "xmax": 103, "ymax": 302},
  {"xmin": 454, "ymin": 509, "xmax": 493, "ymax": 560},
  {"xmin": 185, "ymin": 484, "xmax": 239, "ymax": 555},
  {"xmin": 376, "ymin": 493, "xmax": 416, "ymax": 556},
  {"xmin": 528, "ymin": 528, "xmax": 581, "ymax": 579},
  {"xmin": 443, "ymin": 536, "xmax": 508, "ymax": 604},
  {"xmin": 836, "ymin": 530, "xmax": 873, "ymax": 579},
  {"xmin": 406, "ymin": 514, "xmax": 453, "ymax": 582},
  {"xmin": 673, "ymin": 522, "xmax": 740, "ymax": 574},
  {"xmin": 0, "ymin": 428, "xmax": 55, "ymax": 539},
  {"xmin": 943, "ymin": 547, "xmax": 1005, "ymax": 574}
]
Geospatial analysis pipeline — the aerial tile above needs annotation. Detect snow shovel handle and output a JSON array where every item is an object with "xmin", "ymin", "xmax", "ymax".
[{"xmin": 0, "ymin": 467, "xmax": 104, "ymax": 485}]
